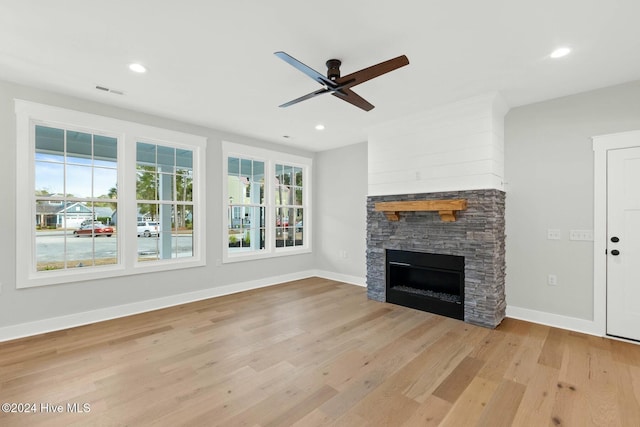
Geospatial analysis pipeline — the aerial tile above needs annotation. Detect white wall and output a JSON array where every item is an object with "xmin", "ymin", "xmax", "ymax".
[
  {"xmin": 368, "ymin": 93, "xmax": 507, "ymax": 196},
  {"xmin": 0, "ymin": 79, "xmax": 317, "ymax": 338},
  {"xmin": 315, "ymin": 142, "xmax": 368, "ymax": 285},
  {"xmin": 505, "ymin": 79, "xmax": 640, "ymax": 331}
]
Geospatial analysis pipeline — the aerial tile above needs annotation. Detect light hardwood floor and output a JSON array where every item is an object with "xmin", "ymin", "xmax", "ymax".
[{"xmin": 1, "ymin": 277, "xmax": 639, "ymax": 426}]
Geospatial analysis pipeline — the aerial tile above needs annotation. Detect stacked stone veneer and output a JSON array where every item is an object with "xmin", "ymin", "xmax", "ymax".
[{"xmin": 366, "ymin": 189, "xmax": 506, "ymax": 328}]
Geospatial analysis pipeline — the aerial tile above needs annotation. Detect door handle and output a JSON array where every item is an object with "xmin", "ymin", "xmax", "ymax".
[{"xmin": 611, "ymin": 249, "xmax": 620, "ymax": 256}]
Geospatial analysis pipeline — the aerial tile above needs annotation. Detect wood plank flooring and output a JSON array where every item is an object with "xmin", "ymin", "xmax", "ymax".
[{"xmin": 1, "ymin": 277, "xmax": 639, "ymax": 426}]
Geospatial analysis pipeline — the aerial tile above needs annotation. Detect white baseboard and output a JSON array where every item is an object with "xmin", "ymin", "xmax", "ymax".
[
  {"xmin": 506, "ymin": 305, "xmax": 604, "ymax": 337},
  {"xmin": 0, "ymin": 270, "xmax": 317, "ymax": 343},
  {"xmin": 314, "ymin": 270, "xmax": 366, "ymax": 287}
]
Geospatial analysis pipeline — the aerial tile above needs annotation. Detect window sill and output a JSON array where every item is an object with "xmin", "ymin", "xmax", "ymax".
[
  {"xmin": 222, "ymin": 247, "xmax": 311, "ymax": 264},
  {"xmin": 18, "ymin": 257, "xmax": 205, "ymax": 289}
]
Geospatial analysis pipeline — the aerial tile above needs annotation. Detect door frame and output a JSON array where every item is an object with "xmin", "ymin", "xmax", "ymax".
[{"xmin": 592, "ymin": 130, "xmax": 640, "ymax": 337}]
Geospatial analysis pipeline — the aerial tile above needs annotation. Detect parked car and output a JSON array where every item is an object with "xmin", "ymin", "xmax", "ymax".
[
  {"xmin": 276, "ymin": 216, "xmax": 289, "ymax": 227},
  {"xmin": 73, "ymin": 223, "xmax": 114, "ymax": 237},
  {"xmin": 137, "ymin": 221, "xmax": 159, "ymax": 237}
]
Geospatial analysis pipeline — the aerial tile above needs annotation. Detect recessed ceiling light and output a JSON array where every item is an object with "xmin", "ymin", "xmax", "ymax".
[
  {"xmin": 550, "ymin": 47, "xmax": 571, "ymax": 59},
  {"xmin": 129, "ymin": 63, "xmax": 147, "ymax": 73},
  {"xmin": 315, "ymin": 124, "xmax": 325, "ymax": 131}
]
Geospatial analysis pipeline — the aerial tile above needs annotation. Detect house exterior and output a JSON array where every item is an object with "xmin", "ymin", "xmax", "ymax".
[{"xmin": 35, "ymin": 200, "xmax": 114, "ymax": 229}]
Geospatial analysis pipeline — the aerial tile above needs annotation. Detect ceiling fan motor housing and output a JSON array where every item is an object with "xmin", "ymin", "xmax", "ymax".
[{"xmin": 326, "ymin": 59, "xmax": 341, "ymax": 81}]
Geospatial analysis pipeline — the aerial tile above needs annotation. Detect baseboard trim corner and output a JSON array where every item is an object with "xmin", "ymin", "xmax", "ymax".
[{"xmin": 313, "ymin": 270, "xmax": 366, "ymax": 287}]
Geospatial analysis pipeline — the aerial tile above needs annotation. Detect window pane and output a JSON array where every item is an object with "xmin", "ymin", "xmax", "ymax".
[
  {"xmin": 35, "ymin": 161, "xmax": 64, "ymax": 195},
  {"xmin": 66, "ymin": 164, "xmax": 93, "ymax": 198},
  {"xmin": 294, "ymin": 208, "xmax": 303, "ymax": 246},
  {"xmin": 294, "ymin": 187, "xmax": 303, "ymax": 205},
  {"xmin": 284, "ymin": 165, "xmax": 293, "ymax": 186},
  {"xmin": 168, "ymin": 204, "xmax": 193, "ymax": 258},
  {"xmin": 228, "ymin": 157, "xmax": 239, "ymax": 175},
  {"xmin": 35, "ymin": 125, "xmax": 64, "ymax": 162},
  {"xmin": 137, "ymin": 142, "xmax": 156, "ymax": 165},
  {"xmin": 157, "ymin": 145, "xmax": 175, "ymax": 172},
  {"xmin": 94, "ymin": 135, "xmax": 117, "ymax": 167},
  {"xmin": 136, "ymin": 166, "xmax": 157, "ymax": 201},
  {"xmin": 94, "ymin": 167, "xmax": 118, "ymax": 199},
  {"xmin": 176, "ymin": 149, "xmax": 192, "ymax": 169},
  {"xmin": 294, "ymin": 167, "xmax": 303, "ymax": 186},
  {"xmin": 241, "ymin": 158, "xmax": 252, "ymax": 178},
  {"xmin": 228, "ymin": 176, "xmax": 245, "ymax": 204},
  {"xmin": 275, "ymin": 185, "xmax": 293, "ymax": 205},
  {"xmin": 93, "ymin": 201, "xmax": 118, "ymax": 266},
  {"xmin": 36, "ymin": 232, "xmax": 66, "ymax": 271},
  {"xmin": 253, "ymin": 161, "xmax": 264, "ymax": 181},
  {"xmin": 176, "ymin": 169, "xmax": 193, "ymax": 201},
  {"xmin": 66, "ymin": 131, "xmax": 92, "ymax": 165},
  {"xmin": 137, "ymin": 203, "xmax": 159, "ymax": 223}
]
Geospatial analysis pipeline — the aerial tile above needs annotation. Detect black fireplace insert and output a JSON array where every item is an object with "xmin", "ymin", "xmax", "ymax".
[{"xmin": 386, "ymin": 249, "xmax": 464, "ymax": 320}]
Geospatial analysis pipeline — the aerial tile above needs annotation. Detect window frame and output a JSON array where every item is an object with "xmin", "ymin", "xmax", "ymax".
[
  {"xmin": 222, "ymin": 141, "xmax": 312, "ymax": 263},
  {"xmin": 15, "ymin": 100, "xmax": 207, "ymax": 289}
]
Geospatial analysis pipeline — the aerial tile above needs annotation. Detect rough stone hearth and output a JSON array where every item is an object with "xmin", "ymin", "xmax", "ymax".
[{"xmin": 366, "ymin": 189, "xmax": 506, "ymax": 328}]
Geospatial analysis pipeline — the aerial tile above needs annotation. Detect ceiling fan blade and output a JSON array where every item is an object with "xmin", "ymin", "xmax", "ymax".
[
  {"xmin": 274, "ymin": 51, "xmax": 336, "ymax": 88},
  {"xmin": 279, "ymin": 87, "xmax": 331, "ymax": 108},
  {"xmin": 332, "ymin": 88, "xmax": 375, "ymax": 111},
  {"xmin": 335, "ymin": 55, "xmax": 409, "ymax": 89}
]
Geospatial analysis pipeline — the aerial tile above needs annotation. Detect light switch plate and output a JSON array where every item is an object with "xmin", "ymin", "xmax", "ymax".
[
  {"xmin": 569, "ymin": 229, "xmax": 594, "ymax": 241},
  {"xmin": 547, "ymin": 229, "xmax": 561, "ymax": 240}
]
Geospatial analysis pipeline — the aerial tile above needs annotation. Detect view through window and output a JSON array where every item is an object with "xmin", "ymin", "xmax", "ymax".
[
  {"xmin": 136, "ymin": 142, "xmax": 194, "ymax": 261},
  {"xmin": 34, "ymin": 125, "xmax": 118, "ymax": 271},
  {"xmin": 16, "ymin": 100, "xmax": 206, "ymax": 288},
  {"xmin": 223, "ymin": 141, "xmax": 311, "ymax": 262}
]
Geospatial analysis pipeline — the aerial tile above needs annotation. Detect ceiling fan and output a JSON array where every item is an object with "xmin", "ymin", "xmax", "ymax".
[{"xmin": 274, "ymin": 51, "xmax": 409, "ymax": 111}]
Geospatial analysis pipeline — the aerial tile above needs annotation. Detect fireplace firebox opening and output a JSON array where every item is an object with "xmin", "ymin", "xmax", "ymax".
[{"xmin": 385, "ymin": 249, "xmax": 465, "ymax": 320}]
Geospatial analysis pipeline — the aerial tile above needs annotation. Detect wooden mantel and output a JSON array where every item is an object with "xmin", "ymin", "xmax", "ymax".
[{"xmin": 374, "ymin": 199, "xmax": 467, "ymax": 222}]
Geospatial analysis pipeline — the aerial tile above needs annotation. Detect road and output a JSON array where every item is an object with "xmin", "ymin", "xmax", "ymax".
[{"xmin": 35, "ymin": 232, "xmax": 193, "ymax": 266}]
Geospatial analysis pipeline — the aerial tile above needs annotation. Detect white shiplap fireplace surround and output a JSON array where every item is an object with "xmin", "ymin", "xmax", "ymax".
[{"xmin": 366, "ymin": 93, "xmax": 509, "ymax": 328}]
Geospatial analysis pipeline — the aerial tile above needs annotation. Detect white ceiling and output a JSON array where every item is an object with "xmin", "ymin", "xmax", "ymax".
[{"xmin": 2, "ymin": 1, "xmax": 640, "ymax": 152}]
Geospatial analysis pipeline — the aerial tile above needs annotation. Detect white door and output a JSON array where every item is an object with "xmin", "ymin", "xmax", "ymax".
[{"xmin": 607, "ymin": 146, "xmax": 640, "ymax": 341}]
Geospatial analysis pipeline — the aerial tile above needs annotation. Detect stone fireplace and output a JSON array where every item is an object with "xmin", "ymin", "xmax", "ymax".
[{"xmin": 366, "ymin": 189, "xmax": 506, "ymax": 328}]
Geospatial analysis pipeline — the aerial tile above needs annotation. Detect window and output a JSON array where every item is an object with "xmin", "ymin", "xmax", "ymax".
[
  {"xmin": 16, "ymin": 100, "xmax": 206, "ymax": 288},
  {"xmin": 136, "ymin": 142, "xmax": 194, "ymax": 261},
  {"xmin": 222, "ymin": 141, "xmax": 311, "ymax": 262},
  {"xmin": 34, "ymin": 125, "xmax": 118, "ymax": 271}
]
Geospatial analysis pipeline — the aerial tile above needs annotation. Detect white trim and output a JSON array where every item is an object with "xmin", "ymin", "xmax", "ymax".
[
  {"xmin": 314, "ymin": 270, "xmax": 366, "ymax": 287},
  {"xmin": 14, "ymin": 99, "xmax": 207, "ymax": 288},
  {"xmin": 592, "ymin": 129, "xmax": 640, "ymax": 338},
  {"xmin": 221, "ymin": 141, "xmax": 313, "ymax": 263},
  {"xmin": 506, "ymin": 305, "xmax": 602, "ymax": 337}
]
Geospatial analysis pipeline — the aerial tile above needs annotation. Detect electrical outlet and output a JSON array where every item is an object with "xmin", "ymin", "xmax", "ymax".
[
  {"xmin": 547, "ymin": 229, "xmax": 561, "ymax": 240},
  {"xmin": 569, "ymin": 229, "xmax": 594, "ymax": 241},
  {"xmin": 548, "ymin": 274, "xmax": 558, "ymax": 286}
]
